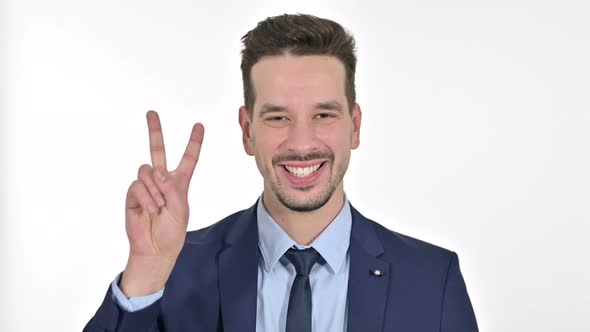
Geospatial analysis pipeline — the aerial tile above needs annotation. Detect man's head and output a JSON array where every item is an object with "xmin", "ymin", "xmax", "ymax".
[
  {"xmin": 238, "ymin": 14, "xmax": 361, "ymax": 213},
  {"xmin": 240, "ymin": 14, "xmax": 357, "ymax": 116}
]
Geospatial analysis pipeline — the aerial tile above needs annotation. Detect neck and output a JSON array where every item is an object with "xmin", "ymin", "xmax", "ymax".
[{"xmin": 262, "ymin": 186, "xmax": 345, "ymax": 246}]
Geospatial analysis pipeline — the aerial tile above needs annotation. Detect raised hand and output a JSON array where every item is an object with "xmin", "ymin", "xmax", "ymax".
[{"xmin": 120, "ymin": 110, "xmax": 204, "ymax": 297}]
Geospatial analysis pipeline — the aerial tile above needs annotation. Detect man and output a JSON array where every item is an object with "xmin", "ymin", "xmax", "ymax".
[{"xmin": 84, "ymin": 14, "xmax": 478, "ymax": 332}]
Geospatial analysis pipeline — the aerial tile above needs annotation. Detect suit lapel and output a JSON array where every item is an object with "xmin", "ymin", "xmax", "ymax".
[
  {"xmin": 347, "ymin": 206, "xmax": 391, "ymax": 332},
  {"xmin": 218, "ymin": 202, "xmax": 259, "ymax": 332},
  {"xmin": 216, "ymin": 201, "xmax": 391, "ymax": 332}
]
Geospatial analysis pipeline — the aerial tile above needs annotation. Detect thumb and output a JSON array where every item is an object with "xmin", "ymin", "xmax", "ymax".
[
  {"xmin": 154, "ymin": 169, "xmax": 168, "ymax": 184},
  {"xmin": 153, "ymin": 170, "xmax": 188, "ymax": 223}
]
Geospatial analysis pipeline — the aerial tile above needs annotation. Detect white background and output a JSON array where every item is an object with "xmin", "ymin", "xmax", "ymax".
[{"xmin": 1, "ymin": 0, "xmax": 589, "ymax": 331}]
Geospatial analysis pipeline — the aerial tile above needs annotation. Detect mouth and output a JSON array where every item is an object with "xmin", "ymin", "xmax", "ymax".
[
  {"xmin": 277, "ymin": 160, "xmax": 327, "ymax": 186},
  {"xmin": 282, "ymin": 161, "xmax": 326, "ymax": 177}
]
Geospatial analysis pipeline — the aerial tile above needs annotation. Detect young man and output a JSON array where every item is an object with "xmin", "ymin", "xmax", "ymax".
[{"xmin": 85, "ymin": 14, "xmax": 478, "ymax": 332}]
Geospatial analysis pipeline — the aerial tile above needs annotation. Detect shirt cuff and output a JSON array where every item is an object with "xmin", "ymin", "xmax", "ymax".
[{"xmin": 110, "ymin": 272, "xmax": 164, "ymax": 312}]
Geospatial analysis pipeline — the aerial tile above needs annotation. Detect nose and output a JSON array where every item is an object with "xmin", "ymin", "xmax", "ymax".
[{"xmin": 285, "ymin": 119, "xmax": 318, "ymax": 154}]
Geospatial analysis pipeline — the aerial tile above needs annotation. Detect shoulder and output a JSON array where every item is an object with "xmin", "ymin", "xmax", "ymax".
[
  {"xmin": 182, "ymin": 198, "xmax": 259, "ymax": 248},
  {"xmin": 376, "ymin": 220, "xmax": 453, "ymax": 257},
  {"xmin": 353, "ymin": 207, "xmax": 456, "ymax": 268},
  {"xmin": 169, "ymin": 203, "xmax": 256, "ymax": 278},
  {"xmin": 184, "ymin": 209, "xmax": 248, "ymax": 244},
  {"xmin": 358, "ymin": 211, "xmax": 460, "ymax": 289}
]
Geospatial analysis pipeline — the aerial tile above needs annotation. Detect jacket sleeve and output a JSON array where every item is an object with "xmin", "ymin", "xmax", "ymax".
[
  {"xmin": 440, "ymin": 252, "xmax": 479, "ymax": 332},
  {"xmin": 83, "ymin": 285, "xmax": 163, "ymax": 332},
  {"xmin": 111, "ymin": 273, "xmax": 164, "ymax": 312}
]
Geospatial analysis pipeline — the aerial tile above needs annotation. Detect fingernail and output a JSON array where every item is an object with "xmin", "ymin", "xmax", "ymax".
[
  {"xmin": 156, "ymin": 194, "xmax": 166, "ymax": 206},
  {"xmin": 147, "ymin": 204, "xmax": 157, "ymax": 214}
]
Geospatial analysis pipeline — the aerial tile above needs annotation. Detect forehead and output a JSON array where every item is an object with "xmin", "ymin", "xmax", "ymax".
[{"xmin": 250, "ymin": 54, "xmax": 346, "ymax": 111}]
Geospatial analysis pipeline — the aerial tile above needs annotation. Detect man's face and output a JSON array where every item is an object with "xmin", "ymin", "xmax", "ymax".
[{"xmin": 239, "ymin": 54, "xmax": 361, "ymax": 212}]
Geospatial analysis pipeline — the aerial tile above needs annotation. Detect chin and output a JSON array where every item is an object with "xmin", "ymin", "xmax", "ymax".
[{"xmin": 272, "ymin": 182, "xmax": 337, "ymax": 213}]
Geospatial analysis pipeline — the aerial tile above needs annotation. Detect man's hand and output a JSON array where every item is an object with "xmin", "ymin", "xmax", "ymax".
[{"xmin": 120, "ymin": 110, "xmax": 204, "ymax": 297}]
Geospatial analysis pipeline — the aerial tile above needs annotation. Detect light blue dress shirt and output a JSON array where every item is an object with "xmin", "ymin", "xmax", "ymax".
[
  {"xmin": 256, "ymin": 196, "xmax": 351, "ymax": 332},
  {"xmin": 111, "ymin": 195, "xmax": 352, "ymax": 332}
]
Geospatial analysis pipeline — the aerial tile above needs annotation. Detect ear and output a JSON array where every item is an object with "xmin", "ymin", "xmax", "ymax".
[
  {"xmin": 351, "ymin": 103, "xmax": 362, "ymax": 149},
  {"xmin": 238, "ymin": 106, "xmax": 255, "ymax": 156}
]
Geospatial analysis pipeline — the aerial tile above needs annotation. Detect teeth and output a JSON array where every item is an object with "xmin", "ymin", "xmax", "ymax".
[{"xmin": 284, "ymin": 163, "xmax": 322, "ymax": 177}]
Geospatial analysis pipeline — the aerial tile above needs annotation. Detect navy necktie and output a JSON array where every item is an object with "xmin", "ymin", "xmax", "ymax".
[{"xmin": 284, "ymin": 247, "xmax": 322, "ymax": 332}]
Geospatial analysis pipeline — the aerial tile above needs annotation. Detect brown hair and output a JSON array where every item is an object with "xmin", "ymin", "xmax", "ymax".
[{"xmin": 240, "ymin": 14, "xmax": 357, "ymax": 116}]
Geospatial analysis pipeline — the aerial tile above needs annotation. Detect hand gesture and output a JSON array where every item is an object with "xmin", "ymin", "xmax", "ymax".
[{"xmin": 121, "ymin": 110, "xmax": 204, "ymax": 297}]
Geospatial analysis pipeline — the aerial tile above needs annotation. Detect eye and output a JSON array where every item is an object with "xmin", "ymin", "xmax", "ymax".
[
  {"xmin": 315, "ymin": 113, "xmax": 336, "ymax": 119},
  {"xmin": 267, "ymin": 116, "xmax": 289, "ymax": 121},
  {"xmin": 263, "ymin": 115, "xmax": 291, "ymax": 127}
]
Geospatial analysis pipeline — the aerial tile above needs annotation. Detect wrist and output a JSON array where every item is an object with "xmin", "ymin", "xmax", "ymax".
[{"xmin": 120, "ymin": 255, "xmax": 177, "ymax": 297}]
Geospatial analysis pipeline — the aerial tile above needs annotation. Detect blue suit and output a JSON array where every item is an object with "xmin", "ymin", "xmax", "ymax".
[{"xmin": 84, "ymin": 201, "xmax": 478, "ymax": 331}]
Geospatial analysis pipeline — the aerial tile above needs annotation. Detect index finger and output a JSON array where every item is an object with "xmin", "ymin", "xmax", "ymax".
[
  {"xmin": 176, "ymin": 122, "xmax": 204, "ymax": 181},
  {"xmin": 146, "ymin": 110, "xmax": 168, "ymax": 172}
]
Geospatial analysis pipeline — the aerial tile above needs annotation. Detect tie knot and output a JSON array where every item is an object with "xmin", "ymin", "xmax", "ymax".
[{"xmin": 284, "ymin": 247, "xmax": 321, "ymax": 276}]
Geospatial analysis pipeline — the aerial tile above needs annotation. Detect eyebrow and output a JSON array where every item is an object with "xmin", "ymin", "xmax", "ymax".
[
  {"xmin": 259, "ymin": 104, "xmax": 287, "ymax": 117},
  {"xmin": 316, "ymin": 100, "xmax": 344, "ymax": 112},
  {"xmin": 258, "ymin": 100, "xmax": 345, "ymax": 118}
]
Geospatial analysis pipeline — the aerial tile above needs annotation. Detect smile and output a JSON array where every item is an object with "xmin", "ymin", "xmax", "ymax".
[{"xmin": 282, "ymin": 162, "xmax": 326, "ymax": 178}]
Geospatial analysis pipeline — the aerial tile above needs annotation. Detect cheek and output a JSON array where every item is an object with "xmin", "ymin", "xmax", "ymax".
[
  {"xmin": 318, "ymin": 126, "xmax": 353, "ymax": 153},
  {"xmin": 253, "ymin": 132, "xmax": 283, "ymax": 163}
]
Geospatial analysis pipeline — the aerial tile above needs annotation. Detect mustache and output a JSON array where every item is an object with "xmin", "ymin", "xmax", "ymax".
[{"xmin": 272, "ymin": 151, "xmax": 333, "ymax": 166}]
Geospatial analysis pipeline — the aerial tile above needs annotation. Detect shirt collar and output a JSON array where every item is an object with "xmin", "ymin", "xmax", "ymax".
[{"xmin": 256, "ymin": 193, "xmax": 352, "ymax": 274}]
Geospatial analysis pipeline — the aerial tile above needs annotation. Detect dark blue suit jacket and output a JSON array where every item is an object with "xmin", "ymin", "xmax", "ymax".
[{"xmin": 84, "ymin": 201, "xmax": 478, "ymax": 331}]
